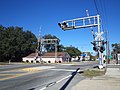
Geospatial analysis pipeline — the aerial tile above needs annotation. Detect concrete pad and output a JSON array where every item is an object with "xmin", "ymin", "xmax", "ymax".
[
  {"xmin": 72, "ymin": 78, "xmax": 120, "ymax": 90},
  {"xmin": 106, "ymin": 68, "xmax": 120, "ymax": 78}
]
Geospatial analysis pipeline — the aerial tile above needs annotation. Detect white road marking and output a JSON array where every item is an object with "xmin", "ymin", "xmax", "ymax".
[
  {"xmin": 56, "ymin": 75, "xmax": 72, "ymax": 83},
  {"xmin": 39, "ymin": 87, "xmax": 46, "ymax": 90},
  {"xmin": 39, "ymin": 74, "xmax": 72, "ymax": 90},
  {"xmin": 38, "ymin": 68, "xmax": 81, "ymax": 90}
]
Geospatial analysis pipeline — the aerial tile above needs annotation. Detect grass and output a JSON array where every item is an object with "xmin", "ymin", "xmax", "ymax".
[{"xmin": 82, "ymin": 69, "xmax": 106, "ymax": 78}]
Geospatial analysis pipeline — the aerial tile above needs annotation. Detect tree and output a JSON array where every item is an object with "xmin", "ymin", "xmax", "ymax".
[
  {"xmin": 111, "ymin": 43, "xmax": 120, "ymax": 54},
  {"xmin": 0, "ymin": 25, "xmax": 37, "ymax": 62},
  {"xmin": 57, "ymin": 44, "xmax": 65, "ymax": 52},
  {"xmin": 64, "ymin": 46, "xmax": 81, "ymax": 57}
]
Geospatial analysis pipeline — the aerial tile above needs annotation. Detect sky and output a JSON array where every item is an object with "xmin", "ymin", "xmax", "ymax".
[{"xmin": 0, "ymin": 0, "xmax": 120, "ymax": 53}]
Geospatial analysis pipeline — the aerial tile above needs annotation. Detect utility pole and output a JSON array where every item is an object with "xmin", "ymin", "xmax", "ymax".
[
  {"xmin": 58, "ymin": 14, "xmax": 105, "ymax": 68},
  {"xmin": 105, "ymin": 30, "xmax": 110, "ymax": 64}
]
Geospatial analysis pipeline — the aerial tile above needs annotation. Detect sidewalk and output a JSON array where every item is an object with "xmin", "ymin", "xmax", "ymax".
[{"xmin": 72, "ymin": 65, "xmax": 120, "ymax": 90}]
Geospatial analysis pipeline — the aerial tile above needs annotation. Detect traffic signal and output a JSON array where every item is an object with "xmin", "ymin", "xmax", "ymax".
[
  {"xmin": 58, "ymin": 23, "xmax": 62, "ymax": 28},
  {"xmin": 91, "ymin": 41, "xmax": 98, "ymax": 52},
  {"xmin": 100, "ymin": 46, "xmax": 105, "ymax": 53},
  {"xmin": 58, "ymin": 22, "xmax": 68, "ymax": 29},
  {"xmin": 52, "ymin": 40, "xmax": 57, "ymax": 43},
  {"xmin": 100, "ymin": 40, "xmax": 105, "ymax": 53},
  {"xmin": 101, "ymin": 40, "xmax": 105, "ymax": 45},
  {"xmin": 93, "ymin": 46, "xmax": 98, "ymax": 51}
]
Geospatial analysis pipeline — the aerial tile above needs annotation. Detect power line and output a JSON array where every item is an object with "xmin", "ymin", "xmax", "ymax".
[
  {"xmin": 99, "ymin": 0, "xmax": 107, "ymax": 32},
  {"xmin": 94, "ymin": 0, "xmax": 105, "ymax": 32},
  {"xmin": 93, "ymin": 0, "xmax": 107, "ymax": 36},
  {"xmin": 94, "ymin": 0, "xmax": 100, "ymax": 14},
  {"xmin": 94, "ymin": 0, "xmax": 108, "ymax": 31}
]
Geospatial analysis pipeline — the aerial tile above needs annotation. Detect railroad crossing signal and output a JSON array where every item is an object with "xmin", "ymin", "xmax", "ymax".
[
  {"xmin": 95, "ymin": 31, "xmax": 104, "ymax": 41},
  {"xmin": 58, "ymin": 14, "xmax": 105, "ymax": 66},
  {"xmin": 42, "ymin": 39, "xmax": 59, "ymax": 61}
]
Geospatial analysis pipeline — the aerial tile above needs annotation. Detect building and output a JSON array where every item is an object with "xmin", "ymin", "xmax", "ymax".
[
  {"xmin": 80, "ymin": 52, "xmax": 90, "ymax": 61},
  {"xmin": 22, "ymin": 52, "xmax": 70, "ymax": 63}
]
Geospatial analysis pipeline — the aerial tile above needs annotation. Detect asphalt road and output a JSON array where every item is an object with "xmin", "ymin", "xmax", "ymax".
[{"xmin": 0, "ymin": 61, "xmax": 98, "ymax": 90}]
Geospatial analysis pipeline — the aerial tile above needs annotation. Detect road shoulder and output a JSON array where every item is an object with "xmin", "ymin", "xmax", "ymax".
[{"xmin": 72, "ymin": 67, "xmax": 120, "ymax": 90}]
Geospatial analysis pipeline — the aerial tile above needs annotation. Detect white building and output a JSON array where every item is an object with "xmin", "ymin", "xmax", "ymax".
[{"xmin": 22, "ymin": 52, "xmax": 70, "ymax": 63}]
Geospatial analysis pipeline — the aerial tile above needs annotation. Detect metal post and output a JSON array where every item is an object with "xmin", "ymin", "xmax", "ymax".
[
  {"xmin": 40, "ymin": 38, "xmax": 42, "ymax": 63},
  {"xmin": 97, "ymin": 15, "xmax": 102, "ymax": 65},
  {"xmin": 106, "ymin": 30, "xmax": 110, "ymax": 64},
  {"xmin": 101, "ymin": 52, "xmax": 104, "ymax": 64},
  {"xmin": 55, "ymin": 43, "xmax": 57, "ymax": 62},
  {"xmin": 106, "ymin": 30, "xmax": 108, "ymax": 63}
]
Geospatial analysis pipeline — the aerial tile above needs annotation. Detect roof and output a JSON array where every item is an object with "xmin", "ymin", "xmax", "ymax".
[
  {"xmin": 25, "ymin": 53, "xmax": 36, "ymax": 58},
  {"xmin": 25, "ymin": 52, "xmax": 70, "ymax": 58}
]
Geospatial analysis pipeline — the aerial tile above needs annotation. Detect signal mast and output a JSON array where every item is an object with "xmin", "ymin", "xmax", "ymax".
[
  {"xmin": 35, "ymin": 27, "xmax": 59, "ymax": 63},
  {"xmin": 58, "ymin": 10, "xmax": 105, "ymax": 68}
]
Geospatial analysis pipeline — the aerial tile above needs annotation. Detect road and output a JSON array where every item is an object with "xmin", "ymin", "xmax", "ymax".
[{"xmin": 0, "ymin": 61, "xmax": 98, "ymax": 90}]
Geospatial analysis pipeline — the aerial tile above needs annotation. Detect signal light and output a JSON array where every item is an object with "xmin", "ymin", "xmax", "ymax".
[
  {"xmin": 58, "ymin": 22, "xmax": 68, "ymax": 29},
  {"xmin": 58, "ymin": 23, "xmax": 62, "ymax": 28},
  {"xmin": 100, "ymin": 46, "xmax": 105, "ymax": 53},
  {"xmin": 93, "ymin": 46, "xmax": 98, "ymax": 51}
]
